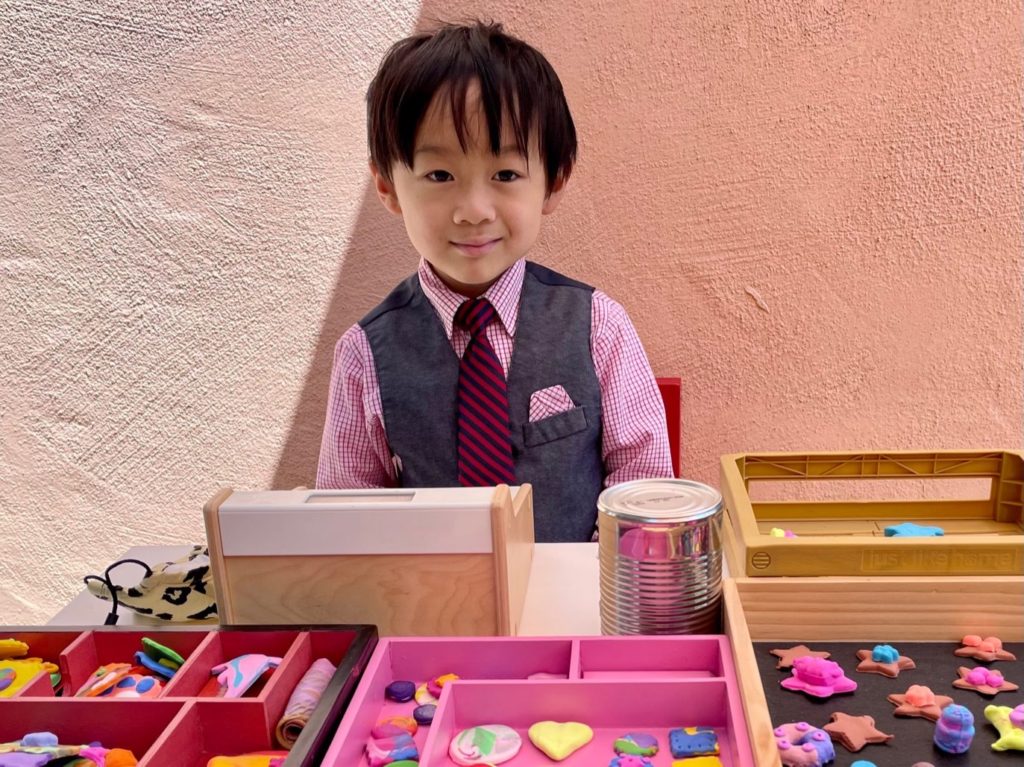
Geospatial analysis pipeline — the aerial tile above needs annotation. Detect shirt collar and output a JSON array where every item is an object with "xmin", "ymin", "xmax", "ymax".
[{"xmin": 418, "ymin": 258, "xmax": 525, "ymax": 339}]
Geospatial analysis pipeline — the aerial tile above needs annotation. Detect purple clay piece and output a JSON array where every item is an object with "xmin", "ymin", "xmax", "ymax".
[
  {"xmin": 413, "ymin": 703, "xmax": 436, "ymax": 725},
  {"xmin": 384, "ymin": 679, "xmax": 415, "ymax": 702},
  {"xmin": 934, "ymin": 704, "xmax": 975, "ymax": 754}
]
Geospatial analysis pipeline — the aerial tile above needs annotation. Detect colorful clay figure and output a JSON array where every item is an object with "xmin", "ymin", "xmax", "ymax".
[
  {"xmin": 426, "ymin": 671, "xmax": 459, "ymax": 697},
  {"xmin": 133, "ymin": 651, "xmax": 177, "ymax": 680},
  {"xmin": 887, "ymin": 684, "xmax": 953, "ymax": 721},
  {"xmin": 883, "ymin": 522, "xmax": 944, "ymax": 537},
  {"xmin": 370, "ymin": 716, "xmax": 417, "ymax": 738},
  {"xmin": 953, "ymin": 665, "xmax": 1019, "ymax": 696},
  {"xmin": 985, "ymin": 703, "xmax": 1024, "ymax": 751},
  {"xmin": 0, "ymin": 639, "xmax": 29, "ymax": 660},
  {"xmin": 74, "ymin": 662, "xmax": 133, "ymax": 697},
  {"xmin": 414, "ymin": 681, "xmax": 438, "ymax": 705},
  {"xmin": 211, "ymin": 654, "xmax": 282, "ymax": 698},
  {"xmin": 0, "ymin": 659, "xmax": 59, "ymax": 699},
  {"xmin": 365, "ymin": 732, "xmax": 418, "ymax": 767},
  {"xmin": 96, "ymin": 673, "xmax": 162, "ymax": 699},
  {"xmin": 528, "ymin": 721, "xmax": 593, "ymax": 760},
  {"xmin": 449, "ymin": 724, "xmax": 522, "ymax": 766},
  {"xmin": 854, "ymin": 644, "xmax": 916, "ymax": 677},
  {"xmin": 384, "ymin": 679, "xmax": 415, "ymax": 702},
  {"xmin": 933, "ymin": 703, "xmax": 974, "ymax": 754},
  {"xmin": 609, "ymin": 756, "xmax": 653, "ymax": 767},
  {"xmin": 955, "ymin": 634, "xmax": 1017, "ymax": 662},
  {"xmin": 613, "ymin": 732, "xmax": 658, "ymax": 756},
  {"xmin": 769, "ymin": 527, "xmax": 796, "ymax": 538},
  {"xmin": 206, "ymin": 753, "xmax": 287, "ymax": 767},
  {"xmin": 669, "ymin": 727, "xmax": 719, "ymax": 758},
  {"xmin": 781, "ymin": 656, "xmax": 857, "ymax": 698},
  {"xmin": 773, "ymin": 722, "xmax": 835, "ymax": 767}
]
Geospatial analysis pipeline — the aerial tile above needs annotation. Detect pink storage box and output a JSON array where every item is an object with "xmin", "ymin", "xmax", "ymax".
[
  {"xmin": 324, "ymin": 635, "xmax": 754, "ymax": 766},
  {"xmin": 0, "ymin": 625, "xmax": 376, "ymax": 766}
]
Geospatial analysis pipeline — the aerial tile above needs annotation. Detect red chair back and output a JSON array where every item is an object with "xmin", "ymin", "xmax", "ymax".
[{"xmin": 656, "ymin": 377, "xmax": 681, "ymax": 478}]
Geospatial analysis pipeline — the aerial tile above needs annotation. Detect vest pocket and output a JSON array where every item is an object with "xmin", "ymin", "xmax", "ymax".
[{"xmin": 523, "ymin": 406, "xmax": 589, "ymax": 447}]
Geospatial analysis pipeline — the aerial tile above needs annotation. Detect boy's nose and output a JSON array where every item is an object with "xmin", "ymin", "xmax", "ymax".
[{"xmin": 453, "ymin": 187, "xmax": 496, "ymax": 225}]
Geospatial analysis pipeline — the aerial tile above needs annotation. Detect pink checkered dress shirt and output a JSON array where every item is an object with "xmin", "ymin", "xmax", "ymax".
[{"xmin": 316, "ymin": 258, "xmax": 672, "ymax": 489}]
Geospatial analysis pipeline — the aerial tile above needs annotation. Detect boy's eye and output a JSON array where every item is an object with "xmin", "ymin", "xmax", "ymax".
[
  {"xmin": 494, "ymin": 169, "xmax": 522, "ymax": 182},
  {"xmin": 425, "ymin": 170, "xmax": 453, "ymax": 182}
]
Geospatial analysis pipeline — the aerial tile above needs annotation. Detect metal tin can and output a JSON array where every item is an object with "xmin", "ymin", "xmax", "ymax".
[{"xmin": 598, "ymin": 478, "xmax": 723, "ymax": 635}]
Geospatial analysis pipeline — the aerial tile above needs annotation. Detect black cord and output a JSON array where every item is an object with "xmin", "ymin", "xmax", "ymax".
[{"xmin": 83, "ymin": 558, "xmax": 153, "ymax": 625}]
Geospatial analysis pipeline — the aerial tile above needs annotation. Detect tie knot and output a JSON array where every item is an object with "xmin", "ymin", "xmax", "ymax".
[{"xmin": 454, "ymin": 298, "xmax": 496, "ymax": 337}]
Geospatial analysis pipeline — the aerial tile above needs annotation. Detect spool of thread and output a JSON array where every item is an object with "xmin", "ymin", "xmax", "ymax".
[{"xmin": 275, "ymin": 658, "xmax": 337, "ymax": 748}]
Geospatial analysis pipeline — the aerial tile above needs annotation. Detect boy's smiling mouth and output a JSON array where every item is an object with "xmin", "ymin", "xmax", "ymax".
[{"xmin": 451, "ymin": 237, "xmax": 502, "ymax": 256}]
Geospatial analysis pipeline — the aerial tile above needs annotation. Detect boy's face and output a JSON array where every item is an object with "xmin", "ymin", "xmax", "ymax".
[{"xmin": 371, "ymin": 85, "xmax": 565, "ymax": 298}]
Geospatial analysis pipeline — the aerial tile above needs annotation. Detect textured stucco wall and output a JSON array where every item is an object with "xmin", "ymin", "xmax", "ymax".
[{"xmin": 3, "ymin": 1, "xmax": 1021, "ymax": 624}]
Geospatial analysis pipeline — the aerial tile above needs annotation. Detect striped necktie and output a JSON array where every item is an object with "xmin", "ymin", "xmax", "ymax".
[{"xmin": 454, "ymin": 298, "xmax": 516, "ymax": 486}]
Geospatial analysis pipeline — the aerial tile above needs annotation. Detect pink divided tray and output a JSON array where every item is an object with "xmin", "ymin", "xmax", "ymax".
[
  {"xmin": 324, "ymin": 635, "xmax": 755, "ymax": 766},
  {"xmin": 0, "ymin": 625, "xmax": 376, "ymax": 766}
]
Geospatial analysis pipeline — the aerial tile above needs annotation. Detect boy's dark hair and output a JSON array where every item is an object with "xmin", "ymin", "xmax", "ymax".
[{"xmin": 367, "ymin": 21, "xmax": 577, "ymax": 196}]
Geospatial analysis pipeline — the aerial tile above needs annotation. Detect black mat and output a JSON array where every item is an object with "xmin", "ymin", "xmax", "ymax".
[{"xmin": 753, "ymin": 641, "xmax": 1024, "ymax": 766}]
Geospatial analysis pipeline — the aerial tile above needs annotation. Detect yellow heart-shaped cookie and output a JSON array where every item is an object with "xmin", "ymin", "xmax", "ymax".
[{"xmin": 528, "ymin": 720, "xmax": 593, "ymax": 760}]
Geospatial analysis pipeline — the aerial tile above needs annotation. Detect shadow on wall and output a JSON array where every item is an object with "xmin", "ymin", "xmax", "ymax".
[{"xmin": 270, "ymin": 183, "xmax": 415, "ymax": 490}]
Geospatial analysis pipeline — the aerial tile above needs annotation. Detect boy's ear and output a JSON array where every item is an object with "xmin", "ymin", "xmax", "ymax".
[
  {"xmin": 369, "ymin": 161, "xmax": 402, "ymax": 215},
  {"xmin": 542, "ymin": 174, "xmax": 569, "ymax": 215}
]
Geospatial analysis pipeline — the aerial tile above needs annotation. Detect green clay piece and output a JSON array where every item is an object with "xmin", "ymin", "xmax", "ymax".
[
  {"xmin": 142, "ymin": 637, "xmax": 185, "ymax": 668},
  {"xmin": 389, "ymin": 763, "xmax": 419, "ymax": 767}
]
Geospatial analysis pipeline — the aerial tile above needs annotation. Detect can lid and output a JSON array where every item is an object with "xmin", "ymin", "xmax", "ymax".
[{"xmin": 598, "ymin": 479, "xmax": 722, "ymax": 524}]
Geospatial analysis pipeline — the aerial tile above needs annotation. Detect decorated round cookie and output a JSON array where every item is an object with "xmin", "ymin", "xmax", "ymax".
[
  {"xmin": 613, "ymin": 732, "xmax": 658, "ymax": 756},
  {"xmin": 449, "ymin": 724, "xmax": 522, "ymax": 765}
]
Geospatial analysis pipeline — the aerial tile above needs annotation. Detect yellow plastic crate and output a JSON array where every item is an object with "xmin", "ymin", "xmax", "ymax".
[{"xmin": 721, "ymin": 450, "xmax": 1024, "ymax": 576}]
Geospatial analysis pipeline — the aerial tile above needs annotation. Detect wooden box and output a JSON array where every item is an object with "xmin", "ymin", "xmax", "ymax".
[
  {"xmin": 205, "ymin": 484, "xmax": 534, "ymax": 635},
  {"xmin": 0, "ymin": 625, "xmax": 377, "ymax": 766},
  {"xmin": 723, "ymin": 575, "xmax": 1024, "ymax": 767},
  {"xmin": 721, "ymin": 450, "xmax": 1024, "ymax": 576}
]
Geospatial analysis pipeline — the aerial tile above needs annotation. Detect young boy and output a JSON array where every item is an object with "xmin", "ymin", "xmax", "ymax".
[{"xmin": 316, "ymin": 21, "xmax": 672, "ymax": 542}]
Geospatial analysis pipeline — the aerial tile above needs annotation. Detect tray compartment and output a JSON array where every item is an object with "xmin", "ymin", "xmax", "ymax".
[{"xmin": 577, "ymin": 635, "xmax": 727, "ymax": 679}]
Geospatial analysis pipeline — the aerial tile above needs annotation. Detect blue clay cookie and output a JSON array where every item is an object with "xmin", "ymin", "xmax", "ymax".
[
  {"xmin": 669, "ymin": 726, "xmax": 719, "ymax": 758},
  {"xmin": 385, "ymin": 679, "xmax": 415, "ymax": 702},
  {"xmin": 413, "ymin": 704, "xmax": 436, "ymax": 725},
  {"xmin": 613, "ymin": 732, "xmax": 658, "ymax": 756}
]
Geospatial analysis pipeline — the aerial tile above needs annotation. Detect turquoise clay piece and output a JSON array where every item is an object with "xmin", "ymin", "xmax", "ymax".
[{"xmin": 884, "ymin": 522, "xmax": 944, "ymax": 537}]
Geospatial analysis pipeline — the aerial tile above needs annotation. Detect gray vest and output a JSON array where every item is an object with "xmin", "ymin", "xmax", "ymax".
[{"xmin": 360, "ymin": 262, "xmax": 604, "ymax": 542}]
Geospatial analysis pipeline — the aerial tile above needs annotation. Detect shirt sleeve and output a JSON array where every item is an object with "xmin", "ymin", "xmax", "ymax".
[
  {"xmin": 591, "ymin": 290, "xmax": 674, "ymax": 486},
  {"xmin": 315, "ymin": 324, "xmax": 397, "ymax": 489}
]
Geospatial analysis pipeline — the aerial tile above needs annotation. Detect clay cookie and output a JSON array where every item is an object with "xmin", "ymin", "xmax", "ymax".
[
  {"xmin": 953, "ymin": 666, "xmax": 1019, "ymax": 696},
  {"xmin": 770, "ymin": 645, "xmax": 831, "ymax": 670},
  {"xmin": 887, "ymin": 685, "xmax": 953, "ymax": 721},
  {"xmin": 955, "ymin": 635, "xmax": 1017, "ymax": 663},
  {"xmin": 855, "ymin": 645, "xmax": 915, "ymax": 678},
  {"xmin": 822, "ymin": 712, "xmax": 894, "ymax": 752}
]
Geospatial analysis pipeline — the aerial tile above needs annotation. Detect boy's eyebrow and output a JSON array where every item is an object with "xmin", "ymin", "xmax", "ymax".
[{"xmin": 414, "ymin": 143, "xmax": 526, "ymax": 158}]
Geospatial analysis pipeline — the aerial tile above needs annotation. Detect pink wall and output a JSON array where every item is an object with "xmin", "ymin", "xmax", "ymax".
[{"xmin": 275, "ymin": 0, "xmax": 1023, "ymax": 490}]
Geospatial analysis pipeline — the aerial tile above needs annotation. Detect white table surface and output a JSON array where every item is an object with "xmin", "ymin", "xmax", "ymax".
[{"xmin": 50, "ymin": 542, "xmax": 726, "ymax": 634}]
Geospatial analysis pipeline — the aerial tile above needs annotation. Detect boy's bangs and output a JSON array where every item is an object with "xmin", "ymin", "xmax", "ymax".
[{"xmin": 369, "ymin": 23, "xmax": 577, "ymax": 195}]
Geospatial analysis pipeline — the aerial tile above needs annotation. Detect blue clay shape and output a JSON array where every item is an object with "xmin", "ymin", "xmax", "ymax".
[
  {"xmin": 413, "ymin": 703, "xmax": 436, "ymax": 725},
  {"xmin": 385, "ymin": 679, "xmax": 416, "ymax": 702},
  {"xmin": 871, "ymin": 644, "xmax": 899, "ymax": 663},
  {"xmin": 884, "ymin": 522, "xmax": 944, "ymax": 537},
  {"xmin": 934, "ymin": 704, "xmax": 974, "ymax": 754},
  {"xmin": 669, "ymin": 727, "xmax": 719, "ymax": 758}
]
